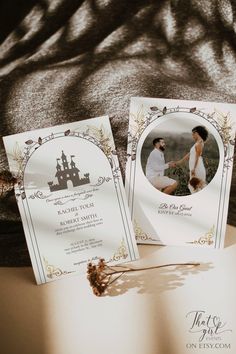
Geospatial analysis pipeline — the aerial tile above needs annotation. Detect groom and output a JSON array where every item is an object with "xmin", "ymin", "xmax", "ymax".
[{"xmin": 145, "ymin": 138, "xmax": 178, "ymax": 194}]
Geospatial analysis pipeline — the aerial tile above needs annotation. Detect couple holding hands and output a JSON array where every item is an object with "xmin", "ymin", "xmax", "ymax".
[{"xmin": 145, "ymin": 125, "xmax": 208, "ymax": 195}]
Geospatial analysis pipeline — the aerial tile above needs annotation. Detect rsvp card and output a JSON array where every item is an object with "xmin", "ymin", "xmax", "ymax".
[
  {"xmin": 3, "ymin": 116, "xmax": 139, "ymax": 284},
  {"xmin": 126, "ymin": 97, "xmax": 236, "ymax": 248}
]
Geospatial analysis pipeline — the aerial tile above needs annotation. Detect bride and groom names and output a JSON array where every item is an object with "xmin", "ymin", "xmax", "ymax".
[{"xmin": 57, "ymin": 202, "xmax": 99, "ymax": 226}]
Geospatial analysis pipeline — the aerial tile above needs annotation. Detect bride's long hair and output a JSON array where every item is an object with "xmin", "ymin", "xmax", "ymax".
[{"xmin": 192, "ymin": 126, "xmax": 208, "ymax": 141}]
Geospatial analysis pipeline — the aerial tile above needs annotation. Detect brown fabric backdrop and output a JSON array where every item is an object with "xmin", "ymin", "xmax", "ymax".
[{"xmin": 0, "ymin": 0, "xmax": 235, "ymax": 266}]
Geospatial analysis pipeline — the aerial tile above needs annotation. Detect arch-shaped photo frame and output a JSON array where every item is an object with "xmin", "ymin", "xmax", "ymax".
[{"xmin": 126, "ymin": 97, "xmax": 236, "ymax": 248}]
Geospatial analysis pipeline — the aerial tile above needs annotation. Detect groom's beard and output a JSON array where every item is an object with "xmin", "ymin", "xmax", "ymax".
[{"xmin": 159, "ymin": 146, "xmax": 165, "ymax": 152}]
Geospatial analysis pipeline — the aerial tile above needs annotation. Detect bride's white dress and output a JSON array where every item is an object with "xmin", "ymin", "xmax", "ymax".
[{"xmin": 189, "ymin": 143, "xmax": 206, "ymax": 181}]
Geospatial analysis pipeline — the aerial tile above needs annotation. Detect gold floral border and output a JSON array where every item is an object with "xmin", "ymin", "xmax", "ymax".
[
  {"xmin": 84, "ymin": 124, "xmax": 113, "ymax": 158},
  {"xmin": 43, "ymin": 257, "xmax": 74, "ymax": 279},
  {"xmin": 187, "ymin": 225, "xmax": 215, "ymax": 246},
  {"xmin": 110, "ymin": 239, "xmax": 128, "ymax": 262},
  {"xmin": 213, "ymin": 109, "xmax": 235, "ymax": 149},
  {"xmin": 134, "ymin": 220, "xmax": 157, "ymax": 242}
]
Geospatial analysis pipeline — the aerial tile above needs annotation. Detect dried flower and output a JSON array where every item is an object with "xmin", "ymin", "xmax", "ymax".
[
  {"xmin": 0, "ymin": 170, "xmax": 18, "ymax": 198},
  {"xmin": 87, "ymin": 259, "xmax": 113, "ymax": 296},
  {"xmin": 87, "ymin": 258, "xmax": 200, "ymax": 296}
]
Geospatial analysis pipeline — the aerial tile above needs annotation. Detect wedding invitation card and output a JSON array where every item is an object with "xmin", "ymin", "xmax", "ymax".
[
  {"xmin": 3, "ymin": 116, "xmax": 139, "ymax": 284},
  {"xmin": 126, "ymin": 97, "xmax": 236, "ymax": 248}
]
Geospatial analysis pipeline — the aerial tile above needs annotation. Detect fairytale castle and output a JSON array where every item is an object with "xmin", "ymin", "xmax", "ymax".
[{"xmin": 48, "ymin": 151, "xmax": 90, "ymax": 192}]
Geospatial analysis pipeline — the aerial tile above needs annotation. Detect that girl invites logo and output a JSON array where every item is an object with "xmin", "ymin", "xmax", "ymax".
[{"xmin": 185, "ymin": 310, "xmax": 232, "ymax": 350}]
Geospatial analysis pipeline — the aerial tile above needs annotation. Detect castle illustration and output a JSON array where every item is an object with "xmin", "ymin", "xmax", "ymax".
[{"xmin": 48, "ymin": 151, "xmax": 90, "ymax": 192}]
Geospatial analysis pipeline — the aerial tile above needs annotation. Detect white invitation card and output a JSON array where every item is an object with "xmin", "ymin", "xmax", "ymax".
[
  {"xmin": 126, "ymin": 97, "xmax": 236, "ymax": 248},
  {"xmin": 3, "ymin": 116, "xmax": 139, "ymax": 284}
]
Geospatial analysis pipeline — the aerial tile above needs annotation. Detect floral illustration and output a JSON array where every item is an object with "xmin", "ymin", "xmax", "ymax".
[{"xmin": 43, "ymin": 258, "xmax": 74, "ymax": 279}]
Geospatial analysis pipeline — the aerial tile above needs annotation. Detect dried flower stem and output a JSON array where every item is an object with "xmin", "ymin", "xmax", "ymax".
[
  {"xmin": 87, "ymin": 259, "xmax": 200, "ymax": 296},
  {"xmin": 102, "ymin": 262, "xmax": 200, "ymax": 276}
]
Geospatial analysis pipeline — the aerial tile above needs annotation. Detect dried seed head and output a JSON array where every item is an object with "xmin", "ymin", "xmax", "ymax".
[
  {"xmin": 0, "ymin": 170, "xmax": 18, "ymax": 198},
  {"xmin": 86, "ymin": 258, "xmax": 200, "ymax": 297}
]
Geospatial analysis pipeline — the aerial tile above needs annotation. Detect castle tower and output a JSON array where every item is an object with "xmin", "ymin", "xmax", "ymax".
[
  {"xmin": 48, "ymin": 151, "xmax": 90, "ymax": 192},
  {"xmin": 70, "ymin": 155, "xmax": 76, "ymax": 169},
  {"xmin": 56, "ymin": 158, "xmax": 61, "ymax": 171},
  {"xmin": 69, "ymin": 155, "xmax": 80, "ymax": 185},
  {"xmin": 61, "ymin": 150, "xmax": 69, "ymax": 169}
]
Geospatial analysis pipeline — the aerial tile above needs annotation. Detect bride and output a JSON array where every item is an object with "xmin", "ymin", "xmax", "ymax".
[{"xmin": 176, "ymin": 126, "xmax": 208, "ymax": 193}]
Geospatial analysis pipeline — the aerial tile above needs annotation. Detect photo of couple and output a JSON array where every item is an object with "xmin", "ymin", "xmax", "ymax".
[{"xmin": 142, "ymin": 122, "xmax": 219, "ymax": 196}]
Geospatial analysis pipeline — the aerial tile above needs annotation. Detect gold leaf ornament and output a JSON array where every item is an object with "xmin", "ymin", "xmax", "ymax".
[
  {"xmin": 134, "ymin": 220, "xmax": 157, "ymax": 242},
  {"xmin": 130, "ymin": 105, "xmax": 146, "ymax": 137},
  {"xmin": 188, "ymin": 226, "xmax": 215, "ymax": 246},
  {"xmin": 86, "ymin": 124, "xmax": 112, "ymax": 156},
  {"xmin": 214, "ymin": 109, "xmax": 234, "ymax": 147},
  {"xmin": 11, "ymin": 142, "xmax": 25, "ymax": 176},
  {"xmin": 111, "ymin": 239, "xmax": 128, "ymax": 261},
  {"xmin": 43, "ymin": 258, "xmax": 73, "ymax": 279}
]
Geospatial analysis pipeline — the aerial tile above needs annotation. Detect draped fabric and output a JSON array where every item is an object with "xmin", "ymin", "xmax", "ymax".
[{"xmin": 0, "ymin": 0, "xmax": 236, "ymax": 265}]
